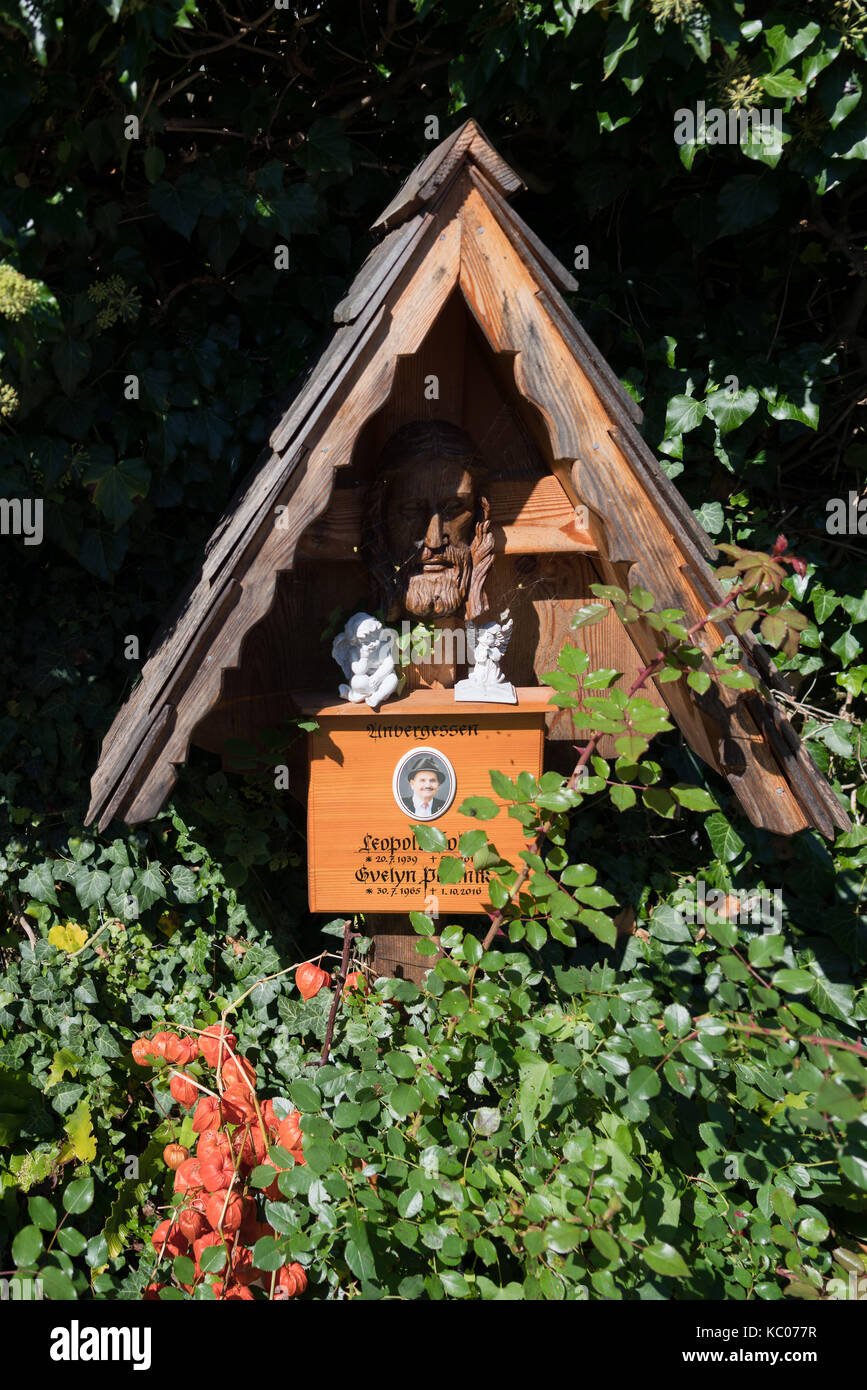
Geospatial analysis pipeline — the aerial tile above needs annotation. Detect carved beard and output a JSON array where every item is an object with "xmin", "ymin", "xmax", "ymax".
[{"xmin": 400, "ymin": 546, "xmax": 472, "ymax": 619}]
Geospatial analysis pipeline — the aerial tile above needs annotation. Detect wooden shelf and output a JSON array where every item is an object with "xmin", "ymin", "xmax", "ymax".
[{"xmin": 294, "ymin": 686, "xmax": 555, "ymax": 718}]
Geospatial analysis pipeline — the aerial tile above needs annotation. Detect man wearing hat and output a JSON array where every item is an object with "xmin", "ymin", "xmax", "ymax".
[{"xmin": 401, "ymin": 755, "xmax": 446, "ymax": 817}]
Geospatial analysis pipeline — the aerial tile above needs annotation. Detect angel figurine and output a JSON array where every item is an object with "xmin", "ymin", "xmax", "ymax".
[
  {"xmin": 455, "ymin": 609, "xmax": 517, "ymax": 704},
  {"xmin": 332, "ymin": 613, "xmax": 399, "ymax": 710}
]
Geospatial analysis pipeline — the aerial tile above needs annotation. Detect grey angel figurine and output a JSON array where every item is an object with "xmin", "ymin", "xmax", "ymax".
[{"xmin": 455, "ymin": 609, "xmax": 517, "ymax": 704}]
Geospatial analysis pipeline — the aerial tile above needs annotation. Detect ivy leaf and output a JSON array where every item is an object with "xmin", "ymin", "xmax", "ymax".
[
  {"xmin": 716, "ymin": 176, "xmax": 780, "ymax": 236},
  {"xmin": 764, "ymin": 20, "xmax": 820, "ymax": 72},
  {"xmin": 763, "ymin": 70, "xmax": 806, "ymax": 98},
  {"xmin": 705, "ymin": 386, "xmax": 759, "ymax": 433},
  {"xmin": 64, "ymin": 1100, "xmax": 97, "ymax": 1162},
  {"xmin": 602, "ymin": 18, "xmax": 639, "ymax": 79},
  {"xmin": 664, "ymin": 395, "xmax": 706, "ymax": 436},
  {"xmin": 68, "ymin": 864, "xmax": 111, "ymax": 910},
  {"xmin": 133, "ymin": 864, "xmax": 165, "ymax": 911},
  {"xmin": 693, "ymin": 500, "xmax": 725, "ymax": 534},
  {"xmin": 20, "ymin": 862, "xmax": 58, "ymax": 906},
  {"xmin": 705, "ymin": 813, "xmax": 745, "ymax": 864},
  {"xmin": 812, "ymin": 589, "xmax": 839, "ymax": 623},
  {"xmin": 52, "ymin": 337, "xmax": 91, "ymax": 394},
  {"xmin": 84, "ymin": 457, "xmax": 151, "ymax": 528},
  {"xmin": 808, "ymin": 971, "xmax": 855, "ymax": 1021},
  {"xmin": 170, "ymin": 864, "xmax": 199, "ymax": 904},
  {"xmin": 270, "ymin": 186, "xmax": 318, "ymax": 236},
  {"xmin": 200, "ymin": 214, "xmax": 241, "ymax": 275},
  {"xmin": 294, "ymin": 118, "xmax": 353, "ymax": 174},
  {"xmin": 149, "ymin": 179, "xmax": 201, "ymax": 238},
  {"xmin": 47, "ymin": 923, "xmax": 89, "ymax": 952}
]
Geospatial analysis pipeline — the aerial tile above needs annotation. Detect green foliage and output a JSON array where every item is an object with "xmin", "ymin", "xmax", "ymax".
[{"xmin": 0, "ymin": 0, "xmax": 865, "ymax": 1301}]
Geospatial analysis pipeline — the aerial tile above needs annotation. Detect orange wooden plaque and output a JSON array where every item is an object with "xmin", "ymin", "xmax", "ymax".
[{"xmin": 302, "ymin": 689, "xmax": 548, "ymax": 914}]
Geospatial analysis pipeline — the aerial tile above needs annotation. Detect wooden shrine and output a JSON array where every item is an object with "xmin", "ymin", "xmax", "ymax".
[{"xmin": 86, "ymin": 120, "xmax": 849, "ymax": 978}]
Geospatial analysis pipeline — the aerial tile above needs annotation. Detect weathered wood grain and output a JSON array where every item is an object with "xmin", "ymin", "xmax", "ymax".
[
  {"xmin": 466, "ymin": 167, "xmax": 644, "ymax": 432},
  {"xmin": 466, "ymin": 164, "xmax": 579, "ymax": 297},
  {"xmin": 88, "ymin": 195, "xmax": 464, "ymax": 829},
  {"xmin": 457, "ymin": 177, "xmax": 824, "ymax": 834},
  {"xmin": 372, "ymin": 119, "xmax": 522, "ymax": 233}
]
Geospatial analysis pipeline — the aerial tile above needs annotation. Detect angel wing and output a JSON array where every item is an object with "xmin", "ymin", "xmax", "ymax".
[{"xmin": 331, "ymin": 629, "xmax": 356, "ymax": 679}]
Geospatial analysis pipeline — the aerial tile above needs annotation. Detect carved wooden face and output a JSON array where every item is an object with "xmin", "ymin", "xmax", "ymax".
[{"xmin": 384, "ymin": 459, "xmax": 478, "ymax": 619}]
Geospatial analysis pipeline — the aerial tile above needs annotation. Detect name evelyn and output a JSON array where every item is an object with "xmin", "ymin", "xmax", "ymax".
[
  {"xmin": 366, "ymin": 722, "xmax": 479, "ymax": 739},
  {"xmin": 355, "ymin": 864, "xmax": 490, "ymax": 888}
]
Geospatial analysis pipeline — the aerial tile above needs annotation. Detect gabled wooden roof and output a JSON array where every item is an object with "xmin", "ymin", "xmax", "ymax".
[{"xmin": 86, "ymin": 120, "xmax": 849, "ymax": 840}]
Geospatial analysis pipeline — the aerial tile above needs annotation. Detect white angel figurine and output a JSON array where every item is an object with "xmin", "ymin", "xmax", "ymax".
[
  {"xmin": 332, "ymin": 613, "xmax": 399, "ymax": 710},
  {"xmin": 455, "ymin": 609, "xmax": 517, "ymax": 704}
]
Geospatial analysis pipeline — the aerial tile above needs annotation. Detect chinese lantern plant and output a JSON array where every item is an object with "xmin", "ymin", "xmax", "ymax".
[
  {"xmin": 131, "ymin": 1024, "xmax": 309, "ymax": 1301},
  {"xmin": 296, "ymin": 961, "xmax": 331, "ymax": 1001}
]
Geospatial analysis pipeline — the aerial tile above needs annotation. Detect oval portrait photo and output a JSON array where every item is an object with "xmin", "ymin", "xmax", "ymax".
[{"xmin": 392, "ymin": 747, "xmax": 456, "ymax": 822}]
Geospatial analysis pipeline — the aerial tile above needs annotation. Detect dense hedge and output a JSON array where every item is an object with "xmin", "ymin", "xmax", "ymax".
[{"xmin": 0, "ymin": 0, "xmax": 865, "ymax": 1300}]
